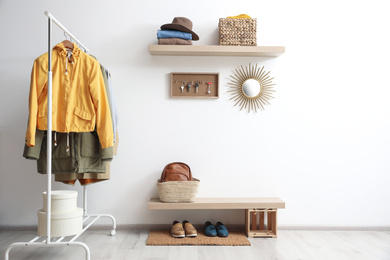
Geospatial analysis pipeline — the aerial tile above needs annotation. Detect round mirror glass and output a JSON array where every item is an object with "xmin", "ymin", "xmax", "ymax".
[{"xmin": 242, "ymin": 79, "xmax": 261, "ymax": 97}]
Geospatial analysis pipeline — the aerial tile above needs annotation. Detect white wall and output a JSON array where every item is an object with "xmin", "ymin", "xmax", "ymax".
[{"xmin": 1, "ymin": 0, "xmax": 390, "ymax": 228}]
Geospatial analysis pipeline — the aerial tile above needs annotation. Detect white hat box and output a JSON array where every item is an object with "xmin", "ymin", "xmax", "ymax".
[
  {"xmin": 42, "ymin": 190, "xmax": 77, "ymax": 213},
  {"xmin": 37, "ymin": 207, "xmax": 83, "ymax": 237}
]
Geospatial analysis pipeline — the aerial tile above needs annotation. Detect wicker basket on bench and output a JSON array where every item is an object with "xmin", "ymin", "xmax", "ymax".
[{"xmin": 156, "ymin": 178, "xmax": 200, "ymax": 203}]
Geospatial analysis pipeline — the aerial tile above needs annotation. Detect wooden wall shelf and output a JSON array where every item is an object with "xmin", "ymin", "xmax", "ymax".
[{"xmin": 148, "ymin": 45, "xmax": 285, "ymax": 57}]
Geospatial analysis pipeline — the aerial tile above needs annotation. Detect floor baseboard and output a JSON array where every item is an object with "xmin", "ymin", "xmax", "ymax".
[
  {"xmin": 1, "ymin": 224, "xmax": 389, "ymax": 232},
  {"xmin": 278, "ymin": 225, "xmax": 390, "ymax": 231}
]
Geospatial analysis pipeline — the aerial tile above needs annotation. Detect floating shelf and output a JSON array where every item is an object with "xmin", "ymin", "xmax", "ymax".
[{"xmin": 148, "ymin": 44, "xmax": 285, "ymax": 57}]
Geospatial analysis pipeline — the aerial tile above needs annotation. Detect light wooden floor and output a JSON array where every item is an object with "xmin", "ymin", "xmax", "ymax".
[{"xmin": 1, "ymin": 229, "xmax": 390, "ymax": 260}]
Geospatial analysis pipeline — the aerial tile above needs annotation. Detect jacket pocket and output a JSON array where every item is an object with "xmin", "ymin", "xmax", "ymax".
[{"xmin": 74, "ymin": 107, "xmax": 92, "ymax": 121}]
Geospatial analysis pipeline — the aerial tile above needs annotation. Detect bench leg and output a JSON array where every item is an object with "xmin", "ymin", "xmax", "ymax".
[
  {"xmin": 245, "ymin": 209, "xmax": 249, "ymax": 237},
  {"xmin": 267, "ymin": 210, "xmax": 277, "ymax": 237}
]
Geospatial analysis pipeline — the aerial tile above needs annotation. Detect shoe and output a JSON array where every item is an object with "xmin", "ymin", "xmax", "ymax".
[
  {"xmin": 216, "ymin": 221, "xmax": 229, "ymax": 237},
  {"xmin": 204, "ymin": 221, "xmax": 217, "ymax": 237},
  {"xmin": 183, "ymin": 220, "xmax": 197, "ymax": 237},
  {"xmin": 171, "ymin": 220, "xmax": 185, "ymax": 238}
]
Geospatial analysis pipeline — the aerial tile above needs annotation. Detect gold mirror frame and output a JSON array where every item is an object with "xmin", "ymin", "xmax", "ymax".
[{"xmin": 227, "ymin": 63, "xmax": 276, "ymax": 112}]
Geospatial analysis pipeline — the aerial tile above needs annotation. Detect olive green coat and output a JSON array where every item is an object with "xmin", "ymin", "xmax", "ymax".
[{"xmin": 23, "ymin": 129, "xmax": 113, "ymax": 174}]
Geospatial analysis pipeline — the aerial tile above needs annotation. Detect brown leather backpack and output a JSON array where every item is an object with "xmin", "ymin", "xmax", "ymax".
[{"xmin": 160, "ymin": 162, "xmax": 193, "ymax": 182}]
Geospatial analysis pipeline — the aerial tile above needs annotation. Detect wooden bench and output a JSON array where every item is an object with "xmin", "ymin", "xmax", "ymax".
[{"xmin": 148, "ymin": 197, "xmax": 285, "ymax": 238}]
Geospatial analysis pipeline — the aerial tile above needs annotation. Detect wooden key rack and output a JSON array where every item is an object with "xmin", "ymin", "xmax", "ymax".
[{"xmin": 171, "ymin": 72, "xmax": 219, "ymax": 98}]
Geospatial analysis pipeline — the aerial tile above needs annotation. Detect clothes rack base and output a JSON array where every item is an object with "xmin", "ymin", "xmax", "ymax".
[
  {"xmin": 5, "ymin": 11, "xmax": 116, "ymax": 260},
  {"xmin": 5, "ymin": 213, "xmax": 116, "ymax": 260}
]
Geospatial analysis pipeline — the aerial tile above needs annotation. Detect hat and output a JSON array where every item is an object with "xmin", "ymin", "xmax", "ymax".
[{"xmin": 161, "ymin": 17, "xmax": 199, "ymax": 41}]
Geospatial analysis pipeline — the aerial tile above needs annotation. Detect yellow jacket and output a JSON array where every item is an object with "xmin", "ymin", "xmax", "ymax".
[{"xmin": 26, "ymin": 42, "xmax": 113, "ymax": 149}]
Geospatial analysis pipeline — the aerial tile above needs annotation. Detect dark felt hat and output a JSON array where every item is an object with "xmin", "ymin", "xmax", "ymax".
[{"xmin": 160, "ymin": 17, "xmax": 199, "ymax": 41}]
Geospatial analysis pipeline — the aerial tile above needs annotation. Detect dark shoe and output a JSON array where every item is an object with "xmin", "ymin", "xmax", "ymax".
[
  {"xmin": 183, "ymin": 220, "xmax": 197, "ymax": 237},
  {"xmin": 216, "ymin": 221, "xmax": 229, "ymax": 237},
  {"xmin": 204, "ymin": 221, "xmax": 217, "ymax": 237},
  {"xmin": 171, "ymin": 220, "xmax": 185, "ymax": 238}
]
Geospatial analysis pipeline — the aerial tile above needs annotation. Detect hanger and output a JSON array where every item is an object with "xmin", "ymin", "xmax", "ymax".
[{"xmin": 62, "ymin": 32, "xmax": 74, "ymax": 51}]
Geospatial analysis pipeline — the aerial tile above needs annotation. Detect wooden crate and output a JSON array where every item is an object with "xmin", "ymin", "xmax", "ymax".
[{"xmin": 245, "ymin": 209, "xmax": 278, "ymax": 238}]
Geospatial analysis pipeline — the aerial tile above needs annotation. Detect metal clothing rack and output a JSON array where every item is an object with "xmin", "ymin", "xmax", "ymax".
[{"xmin": 5, "ymin": 11, "xmax": 116, "ymax": 260}]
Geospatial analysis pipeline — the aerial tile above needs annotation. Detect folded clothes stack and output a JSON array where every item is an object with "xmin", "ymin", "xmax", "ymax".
[{"xmin": 157, "ymin": 17, "xmax": 199, "ymax": 45}]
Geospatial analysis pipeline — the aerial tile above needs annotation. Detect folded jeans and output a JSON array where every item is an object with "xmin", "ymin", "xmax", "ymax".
[{"xmin": 157, "ymin": 30, "xmax": 192, "ymax": 40}]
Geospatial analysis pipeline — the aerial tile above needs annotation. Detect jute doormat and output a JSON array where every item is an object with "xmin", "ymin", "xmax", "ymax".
[{"xmin": 146, "ymin": 230, "xmax": 250, "ymax": 246}]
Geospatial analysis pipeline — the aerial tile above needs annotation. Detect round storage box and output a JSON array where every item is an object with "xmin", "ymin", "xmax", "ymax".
[
  {"xmin": 43, "ymin": 190, "xmax": 77, "ymax": 213},
  {"xmin": 156, "ymin": 178, "xmax": 200, "ymax": 203},
  {"xmin": 38, "ymin": 207, "xmax": 83, "ymax": 237}
]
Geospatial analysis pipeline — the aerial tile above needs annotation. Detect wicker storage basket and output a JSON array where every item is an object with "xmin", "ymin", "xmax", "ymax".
[
  {"xmin": 219, "ymin": 18, "xmax": 257, "ymax": 46},
  {"xmin": 157, "ymin": 178, "xmax": 200, "ymax": 203}
]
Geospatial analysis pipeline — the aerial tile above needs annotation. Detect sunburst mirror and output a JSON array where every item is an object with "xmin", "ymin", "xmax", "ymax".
[{"xmin": 227, "ymin": 63, "xmax": 276, "ymax": 113}]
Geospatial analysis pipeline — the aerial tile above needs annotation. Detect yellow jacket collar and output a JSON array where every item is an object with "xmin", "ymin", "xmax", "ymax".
[{"xmin": 55, "ymin": 42, "xmax": 82, "ymax": 60}]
